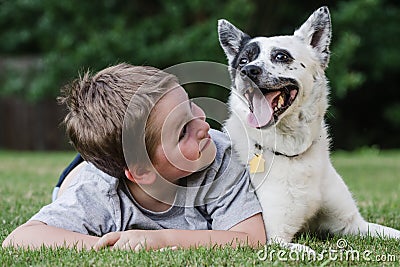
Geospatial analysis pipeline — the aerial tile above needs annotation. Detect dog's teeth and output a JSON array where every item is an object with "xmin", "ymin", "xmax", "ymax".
[
  {"xmin": 278, "ymin": 95, "xmax": 284, "ymax": 108},
  {"xmin": 274, "ymin": 107, "xmax": 278, "ymax": 111}
]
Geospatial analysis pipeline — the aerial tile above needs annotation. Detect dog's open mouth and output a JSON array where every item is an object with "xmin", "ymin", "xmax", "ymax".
[{"xmin": 244, "ymin": 84, "xmax": 298, "ymax": 128}]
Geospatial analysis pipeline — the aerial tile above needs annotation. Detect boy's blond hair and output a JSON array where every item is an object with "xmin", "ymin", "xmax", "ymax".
[{"xmin": 58, "ymin": 63, "xmax": 177, "ymax": 178}]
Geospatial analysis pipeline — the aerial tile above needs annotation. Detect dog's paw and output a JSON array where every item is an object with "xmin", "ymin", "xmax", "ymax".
[
  {"xmin": 285, "ymin": 242, "xmax": 316, "ymax": 256},
  {"xmin": 268, "ymin": 238, "xmax": 316, "ymax": 256}
]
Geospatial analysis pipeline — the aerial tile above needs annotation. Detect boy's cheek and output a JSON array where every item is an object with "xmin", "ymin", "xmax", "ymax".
[
  {"xmin": 161, "ymin": 149, "xmax": 202, "ymax": 173},
  {"xmin": 179, "ymin": 140, "xmax": 216, "ymax": 172}
]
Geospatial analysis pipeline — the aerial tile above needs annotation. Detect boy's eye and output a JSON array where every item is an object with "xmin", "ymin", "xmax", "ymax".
[{"xmin": 179, "ymin": 124, "xmax": 188, "ymax": 141}]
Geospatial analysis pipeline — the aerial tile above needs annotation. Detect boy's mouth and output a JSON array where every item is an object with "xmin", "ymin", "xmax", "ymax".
[
  {"xmin": 199, "ymin": 134, "xmax": 211, "ymax": 153},
  {"xmin": 195, "ymin": 133, "xmax": 216, "ymax": 172}
]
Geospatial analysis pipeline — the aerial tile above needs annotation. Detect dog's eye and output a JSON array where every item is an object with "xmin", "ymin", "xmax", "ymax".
[
  {"xmin": 239, "ymin": 58, "xmax": 248, "ymax": 66},
  {"xmin": 272, "ymin": 50, "xmax": 293, "ymax": 63},
  {"xmin": 275, "ymin": 53, "xmax": 289, "ymax": 62}
]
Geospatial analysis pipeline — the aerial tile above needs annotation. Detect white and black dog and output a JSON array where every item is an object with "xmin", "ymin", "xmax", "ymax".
[{"xmin": 218, "ymin": 6, "xmax": 400, "ymax": 250}]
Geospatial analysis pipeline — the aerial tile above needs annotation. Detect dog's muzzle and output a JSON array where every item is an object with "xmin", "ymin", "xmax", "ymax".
[{"xmin": 243, "ymin": 80, "xmax": 299, "ymax": 128}]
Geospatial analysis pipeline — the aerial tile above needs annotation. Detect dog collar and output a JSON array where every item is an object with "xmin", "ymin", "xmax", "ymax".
[
  {"xmin": 255, "ymin": 143, "xmax": 300, "ymax": 158},
  {"xmin": 249, "ymin": 143, "xmax": 301, "ymax": 174},
  {"xmin": 273, "ymin": 150, "xmax": 299, "ymax": 158}
]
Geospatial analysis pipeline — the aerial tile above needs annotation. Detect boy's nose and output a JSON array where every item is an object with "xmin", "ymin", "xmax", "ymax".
[{"xmin": 196, "ymin": 119, "xmax": 210, "ymax": 140}]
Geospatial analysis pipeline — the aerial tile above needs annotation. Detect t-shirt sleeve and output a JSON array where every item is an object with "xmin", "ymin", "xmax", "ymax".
[
  {"xmin": 203, "ymin": 132, "xmax": 262, "ymax": 230},
  {"xmin": 208, "ymin": 167, "xmax": 262, "ymax": 230},
  {"xmin": 29, "ymin": 166, "xmax": 119, "ymax": 236}
]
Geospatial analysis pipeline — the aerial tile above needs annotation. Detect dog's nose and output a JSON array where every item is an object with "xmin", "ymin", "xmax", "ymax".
[{"xmin": 240, "ymin": 65, "xmax": 262, "ymax": 81}]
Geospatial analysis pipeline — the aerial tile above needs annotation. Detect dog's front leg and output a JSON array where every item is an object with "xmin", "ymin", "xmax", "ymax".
[{"xmin": 256, "ymin": 185, "xmax": 316, "ymax": 253}]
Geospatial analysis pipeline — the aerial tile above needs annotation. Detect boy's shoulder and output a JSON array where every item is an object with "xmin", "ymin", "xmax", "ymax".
[
  {"xmin": 182, "ymin": 129, "xmax": 254, "ymax": 212},
  {"xmin": 208, "ymin": 129, "xmax": 243, "ymax": 171},
  {"xmin": 209, "ymin": 128, "xmax": 231, "ymax": 154},
  {"xmin": 187, "ymin": 128, "xmax": 245, "ymax": 186},
  {"xmin": 209, "ymin": 128, "xmax": 229, "ymax": 141},
  {"xmin": 69, "ymin": 162, "xmax": 120, "ymax": 196}
]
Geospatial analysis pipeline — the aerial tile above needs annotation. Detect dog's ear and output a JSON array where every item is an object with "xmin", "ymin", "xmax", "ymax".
[
  {"xmin": 294, "ymin": 6, "xmax": 332, "ymax": 69},
  {"xmin": 218, "ymin": 19, "xmax": 250, "ymax": 65}
]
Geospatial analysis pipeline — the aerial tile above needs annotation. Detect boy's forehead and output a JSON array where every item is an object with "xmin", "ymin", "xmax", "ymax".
[
  {"xmin": 158, "ymin": 85, "xmax": 189, "ymax": 106},
  {"xmin": 152, "ymin": 86, "xmax": 189, "ymax": 124}
]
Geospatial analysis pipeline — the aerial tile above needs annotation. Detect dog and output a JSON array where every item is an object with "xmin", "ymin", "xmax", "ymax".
[{"xmin": 218, "ymin": 6, "xmax": 400, "ymax": 251}]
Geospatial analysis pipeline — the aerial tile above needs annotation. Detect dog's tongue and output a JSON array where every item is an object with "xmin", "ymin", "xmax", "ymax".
[{"xmin": 246, "ymin": 89, "xmax": 274, "ymax": 128}]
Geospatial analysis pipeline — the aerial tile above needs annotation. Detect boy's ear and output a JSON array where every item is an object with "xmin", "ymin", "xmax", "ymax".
[{"xmin": 125, "ymin": 166, "xmax": 156, "ymax": 185}]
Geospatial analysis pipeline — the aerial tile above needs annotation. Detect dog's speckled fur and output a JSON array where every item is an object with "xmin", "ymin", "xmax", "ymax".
[{"xmin": 219, "ymin": 6, "xmax": 400, "ymax": 251}]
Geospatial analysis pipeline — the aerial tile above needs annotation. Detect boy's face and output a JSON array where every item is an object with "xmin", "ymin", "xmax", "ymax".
[{"xmin": 150, "ymin": 84, "xmax": 216, "ymax": 182}]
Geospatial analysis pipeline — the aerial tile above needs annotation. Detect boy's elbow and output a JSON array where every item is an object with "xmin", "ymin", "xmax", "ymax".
[
  {"xmin": 2, "ymin": 235, "xmax": 16, "ymax": 248},
  {"xmin": 2, "ymin": 237, "xmax": 9, "ymax": 248},
  {"xmin": 2, "ymin": 220, "xmax": 45, "ymax": 248},
  {"xmin": 2, "ymin": 230, "xmax": 17, "ymax": 248}
]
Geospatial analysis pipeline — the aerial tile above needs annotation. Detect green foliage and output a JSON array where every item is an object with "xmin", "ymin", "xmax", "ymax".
[
  {"xmin": 326, "ymin": 0, "xmax": 400, "ymax": 149},
  {"xmin": 1, "ymin": 0, "xmax": 400, "ymax": 149},
  {"xmin": 327, "ymin": 31, "xmax": 364, "ymax": 99},
  {"xmin": 328, "ymin": 0, "xmax": 400, "ymax": 99},
  {"xmin": 0, "ymin": 0, "xmax": 254, "ymax": 101}
]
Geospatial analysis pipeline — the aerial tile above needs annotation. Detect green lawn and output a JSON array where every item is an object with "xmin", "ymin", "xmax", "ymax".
[{"xmin": 0, "ymin": 149, "xmax": 399, "ymax": 266}]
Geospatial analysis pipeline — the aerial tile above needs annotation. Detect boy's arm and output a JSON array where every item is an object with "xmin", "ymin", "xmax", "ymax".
[
  {"xmin": 2, "ymin": 220, "xmax": 99, "ymax": 250},
  {"xmin": 94, "ymin": 213, "xmax": 266, "ymax": 250},
  {"xmin": 3, "ymin": 213, "xmax": 265, "ymax": 250}
]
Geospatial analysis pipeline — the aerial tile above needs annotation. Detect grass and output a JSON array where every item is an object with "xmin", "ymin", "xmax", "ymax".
[{"xmin": 0, "ymin": 149, "xmax": 399, "ymax": 266}]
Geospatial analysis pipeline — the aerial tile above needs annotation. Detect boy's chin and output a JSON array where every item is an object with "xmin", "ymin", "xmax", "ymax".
[
  {"xmin": 161, "ymin": 140, "xmax": 217, "ymax": 175},
  {"xmin": 195, "ymin": 139, "xmax": 217, "ymax": 172}
]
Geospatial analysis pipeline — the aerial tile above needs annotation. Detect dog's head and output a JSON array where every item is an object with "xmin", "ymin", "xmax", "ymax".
[{"xmin": 218, "ymin": 6, "xmax": 331, "ymax": 129}]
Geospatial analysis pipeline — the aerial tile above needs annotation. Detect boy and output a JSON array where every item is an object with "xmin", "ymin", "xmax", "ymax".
[{"xmin": 3, "ymin": 63, "xmax": 265, "ymax": 250}]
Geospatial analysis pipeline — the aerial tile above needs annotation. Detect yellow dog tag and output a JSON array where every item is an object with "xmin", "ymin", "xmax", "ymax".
[{"xmin": 249, "ymin": 154, "xmax": 265, "ymax": 174}]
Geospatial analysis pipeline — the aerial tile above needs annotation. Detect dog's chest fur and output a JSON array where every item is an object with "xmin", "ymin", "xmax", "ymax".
[{"xmin": 225, "ymin": 109, "xmax": 331, "ymax": 221}]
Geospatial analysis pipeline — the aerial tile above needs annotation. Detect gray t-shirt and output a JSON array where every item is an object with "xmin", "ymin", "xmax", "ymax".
[{"xmin": 30, "ymin": 129, "xmax": 262, "ymax": 236}]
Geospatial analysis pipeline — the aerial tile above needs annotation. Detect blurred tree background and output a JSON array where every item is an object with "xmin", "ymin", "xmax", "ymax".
[{"xmin": 0, "ymin": 0, "xmax": 399, "ymax": 150}]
